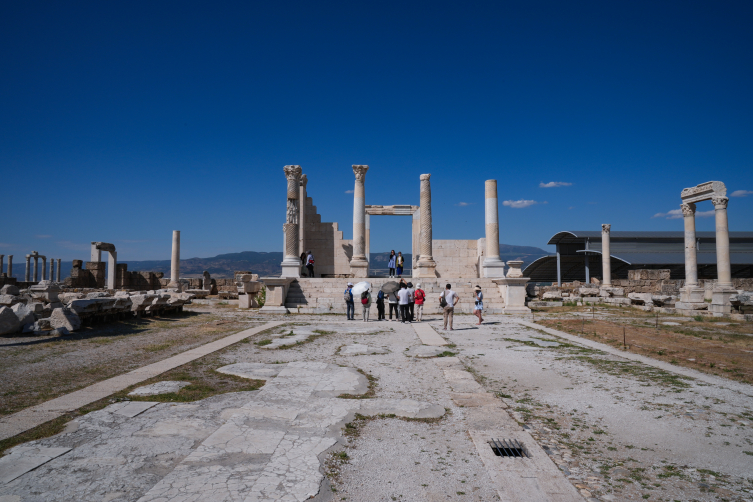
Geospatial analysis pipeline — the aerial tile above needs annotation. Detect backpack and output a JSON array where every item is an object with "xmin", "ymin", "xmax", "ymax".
[
  {"xmin": 377, "ymin": 290, "xmax": 384, "ymax": 301},
  {"xmin": 439, "ymin": 292, "xmax": 447, "ymax": 308},
  {"xmin": 361, "ymin": 291, "xmax": 369, "ymax": 304},
  {"xmin": 344, "ymin": 289, "xmax": 352, "ymax": 302}
]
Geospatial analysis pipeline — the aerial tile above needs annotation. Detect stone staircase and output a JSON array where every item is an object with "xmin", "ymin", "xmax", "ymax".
[{"xmin": 285, "ymin": 278, "xmax": 505, "ymax": 314}]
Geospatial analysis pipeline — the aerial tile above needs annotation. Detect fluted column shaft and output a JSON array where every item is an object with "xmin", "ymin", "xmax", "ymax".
[
  {"xmin": 168, "ymin": 230, "xmax": 180, "ymax": 288},
  {"xmin": 49, "ymin": 259, "xmax": 54, "ymax": 282},
  {"xmin": 419, "ymin": 174, "xmax": 434, "ymax": 260},
  {"xmin": 601, "ymin": 224, "xmax": 612, "ymax": 286},
  {"xmin": 681, "ymin": 203, "xmax": 698, "ymax": 287},
  {"xmin": 713, "ymin": 196, "xmax": 732, "ymax": 287}
]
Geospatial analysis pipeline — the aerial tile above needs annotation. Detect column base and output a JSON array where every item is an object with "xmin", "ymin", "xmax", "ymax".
[
  {"xmin": 281, "ymin": 258, "xmax": 302, "ymax": 278},
  {"xmin": 680, "ymin": 286, "xmax": 705, "ymax": 303},
  {"xmin": 482, "ymin": 259, "xmax": 506, "ymax": 278},
  {"xmin": 167, "ymin": 282, "xmax": 182, "ymax": 292},
  {"xmin": 710, "ymin": 286, "xmax": 737, "ymax": 315},
  {"xmin": 350, "ymin": 259, "xmax": 369, "ymax": 279},
  {"xmin": 414, "ymin": 258, "xmax": 437, "ymax": 278}
]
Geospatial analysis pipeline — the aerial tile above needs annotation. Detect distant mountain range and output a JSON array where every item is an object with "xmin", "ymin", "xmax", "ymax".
[{"xmin": 48, "ymin": 245, "xmax": 549, "ymax": 279}]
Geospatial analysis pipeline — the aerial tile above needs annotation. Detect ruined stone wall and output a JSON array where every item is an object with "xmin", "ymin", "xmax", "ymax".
[
  {"xmin": 302, "ymin": 196, "xmax": 352, "ymax": 277},
  {"xmin": 432, "ymin": 240, "xmax": 482, "ymax": 278}
]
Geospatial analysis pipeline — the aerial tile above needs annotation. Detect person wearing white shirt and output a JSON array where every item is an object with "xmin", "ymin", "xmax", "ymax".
[
  {"xmin": 439, "ymin": 284, "xmax": 459, "ymax": 330},
  {"xmin": 397, "ymin": 283, "xmax": 412, "ymax": 323}
]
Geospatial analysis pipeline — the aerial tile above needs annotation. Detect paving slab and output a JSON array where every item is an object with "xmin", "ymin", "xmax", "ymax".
[
  {"xmin": 0, "ymin": 447, "xmax": 71, "ymax": 484},
  {"xmin": 338, "ymin": 343, "xmax": 389, "ymax": 355},
  {"xmin": 411, "ymin": 322, "xmax": 448, "ymax": 346},
  {"xmin": 129, "ymin": 381, "xmax": 190, "ymax": 397}
]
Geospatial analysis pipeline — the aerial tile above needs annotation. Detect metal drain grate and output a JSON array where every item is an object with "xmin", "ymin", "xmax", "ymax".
[{"xmin": 489, "ymin": 438, "xmax": 529, "ymax": 458}]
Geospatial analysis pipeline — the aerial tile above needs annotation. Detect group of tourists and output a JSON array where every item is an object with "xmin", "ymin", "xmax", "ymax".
[
  {"xmin": 342, "ymin": 280, "xmax": 485, "ymax": 329},
  {"xmin": 300, "ymin": 251, "xmax": 315, "ymax": 277},
  {"xmin": 386, "ymin": 250, "xmax": 405, "ymax": 278}
]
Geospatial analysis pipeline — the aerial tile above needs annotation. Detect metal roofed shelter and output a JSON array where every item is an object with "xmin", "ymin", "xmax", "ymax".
[{"xmin": 523, "ymin": 231, "xmax": 753, "ymax": 284}]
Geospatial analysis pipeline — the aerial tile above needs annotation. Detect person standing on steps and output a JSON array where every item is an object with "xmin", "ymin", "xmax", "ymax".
[
  {"xmin": 414, "ymin": 282, "xmax": 426, "ymax": 322},
  {"xmin": 388, "ymin": 287, "xmax": 399, "ymax": 321},
  {"xmin": 300, "ymin": 252, "xmax": 307, "ymax": 277},
  {"xmin": 305, "ymin": 250, "xmax": 315, "ymax": 277},
  {"xmin": 473, "ymin": 285, "xmax": 484, "ymax": 325},
  {"xmin": 407, "ymin": 282, "xmax": 416, "ymax": 321},
  {"xmin": 397, "ymin": 282, "xmax": 412, "ymax": 323},
  {"xmin": 360, "ymin": 287, "xmax": 372, "ymax": 322},
  {"xmin": 439, "ymin": 283, "xmax": 459, "ymax": 330},
  {"xmin": 387, "ymin": 250, "xmax": 396, "ymax": 278},
  {"xmin": 396, "ymin": 252, "xmax": 404, "ymax": 278},
  {"xmin": 344, "ymin": 282, "xmax": 355, "ymax": 320},
  {"xmin": 376, "ymin": 289, "xmax": 385, "ymax": 320}
]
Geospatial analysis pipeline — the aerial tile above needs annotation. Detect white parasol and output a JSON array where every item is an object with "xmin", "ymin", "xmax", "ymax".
[{"xmin": 351, "ymin": 281, "xmax": 371, "ymax": 295}]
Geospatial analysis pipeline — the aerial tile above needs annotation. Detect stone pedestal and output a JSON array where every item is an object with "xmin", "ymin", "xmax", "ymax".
[
  {"xmin": 493, "ymin": 277, "xmax": 531, "ymax": 314},
  {"xmin": 259, "ymin": 278, "xmax": 294, "ymax": 314},
  {"xmin": 710, "ymin": 287, "xmax": 737, "ymax": 316},
  {"xmin": 415, "ymin": 174, "xmax": 437, "ymax": 278},
  {"xmin": 237, "ymin": 274, "xmax": 262, "ymax": 309},
  {"xmin": 350, "ymin": 165, "xmax": 369, "ymax": 277},
  {"xmin": 482, "ymin": 179, "xmax": 505, "ymax": 278}
]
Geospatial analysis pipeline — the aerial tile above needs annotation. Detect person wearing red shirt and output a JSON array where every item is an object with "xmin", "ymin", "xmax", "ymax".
[{"xmin": 413, "ymin": 283, "xmax": 426, "ymax": 322}]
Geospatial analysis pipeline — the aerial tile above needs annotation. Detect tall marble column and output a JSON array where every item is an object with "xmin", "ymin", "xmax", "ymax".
[
  {"xmin": 49, "ymin": 259, "xmax": 54, "ymax": 283},
  {"xmin": 107, "ymin": 251, "xmax": 117, "ymax": 289},
  {"xmin": 415, "ymin": 174, "xmax": 437, "ymax": 278},
  {"xmin": 33, "ymin": 256, "xmax": 38, "ymax": 282},
  {"xmin": 299, "ymin": 174, "xmax": 307, "ymax": 257},
  {"xmin": 349, "ymin": 165, "xmax": 369, "ymax": 277},
  {"xmin": 168, "ymin": 230, "xmax": 181, "ymax": 289},
  {"xmin": 0, "ymin": 255, "xmax": 3, "ymax": 276},
  {"xmin": 713, "ymin": 196, "xmax": 732, "ymax": 288},
  {"xmin": 56, "ymin": 258, "xmax": 61, "ymax": 282},
  {"xmin": 281, "ymin": 165, "xmax": 303, "ymax": 278},
  {"xmin": 682, "ymin": 203, "xmax": 698, "ymax": 287},
  {"xmin": 7, "ymin": 255, "xmax": 12, "ymax": 279},
  {"xmin": 482, "ymin": 179, "xmax": 505, "ymax": 278},
  {"xmin": 601, "ymin": 224, "xmax": 612, "ymax": 286},
  {"xmin": 41, "ymin": 256, "xmax": 47, "ymax": 281},
  {"xmin": 25, "ymin": 255, "xmax": 31, "ymax": 282}
]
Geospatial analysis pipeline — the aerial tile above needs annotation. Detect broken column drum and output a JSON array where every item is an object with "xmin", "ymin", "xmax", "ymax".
[
  {"xmin": 601, "ymin": 224, "xmax": 611, "ymax": 286},
  {"xmin": 280, "ymin": 165, "xmax": 303, "ymax": 278},
  {"xmin": 482, "ymin": 179, "xmax": 505, "ymax": 278},
  {"xmin": 349, "ymin": 165, "xmax": 369, "ymax": 278},
  {"xmin": 168, "ymin": 231, "xmax": 181, "ymax": 289},
  {"xmin": 414, "ymin": 173, "xmax": 437, "ymax": 278}
]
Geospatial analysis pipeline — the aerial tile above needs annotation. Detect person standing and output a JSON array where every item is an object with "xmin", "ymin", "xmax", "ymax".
[
  {"xmin": 396, "ymin": 252, "xmax": 404, "ymax": 278},
  {"xmin": 473, "ymin": 285, "xmax": 484, "ymax": 325},
  {"xmin": 397, "ymin": 282, "xmax": 411, "ymax": 323},
  {"xmin": 387, "ymin": 250, "xmax": 396, "ymax": 278},
  {"xmin": 439, "ymin": 283, "xmax": 459, "ymax": 330},
  {"xmin": 376, "ymin": 289, "xmax": 385, "ymax": 320},
  {"xmin": 407, "ymin": 282, "xmax": 416, "ymax": 321},
  {"xmin": 306, "ymin": 250, "xmax": 315, "ymax": 277},
  {"xmin": 414, "ymin": 282, "xmax": 426, "ymax": 322},
  {"xmin": 388, "ymin": 288, "xmax": 399, "ymax": 321},
  {"xmin": 300, "ymin": 252, "xmax": 307, "ymax": 276},
  {"xmin": 344, "ymin": 282, "xmax": 355, "ymax": 320},
  {"xmin": 360, "ymin": 287, "xmax": 372, "ymax": 322}
]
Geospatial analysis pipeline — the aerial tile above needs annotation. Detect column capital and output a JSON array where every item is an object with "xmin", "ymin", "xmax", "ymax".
[
  {"xmin": 681, "ymin": 202, "xmax": 696, "ymax": 216},
  {"xmin": 283, "ymin": 165, "xmax": 302, "ymax": 181},
  {"xmin": 25, "ymin": 254, "xmax": 30, "ymax": 259},
  {"xmin": 712, "ymin": 196, "xmax": 729, "ymax": 209},
  {"xmin": 420, "ymin": 173, "xmax": 431, "ymax": 181},
  {"xmin": 601, "ymin": 224, "xmax": 611, "ymax": 234},
  {"xmin": 352, "ymin": 165, "xmax": 369, "ymax": 182}
]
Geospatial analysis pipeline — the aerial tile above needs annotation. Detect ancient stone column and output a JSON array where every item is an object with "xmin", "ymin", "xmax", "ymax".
[
  {"xmin": 415, "ymin": 174, "xmax": 437, "ymax": 278},
  {"xmin": 25, "ymin": 255, "xmax": 31, "ymax": 282},
  {"xmin": 713, "ymin": 196, "xmax": 732, "ymax": 288},
  {"xmin": 107, "ymin": 251, "xmax": 117, "ymax": 289},
  {"xmin": 7, "ymin": 255, "xmax": 12, "ymax": 279},
  {"xmin": 299, "ymin": 174, "xmax": 307, "ymax": 258},
  {"xmin": 280, "ymin": 165, "xmax": 303, "ymax": 278},
  {"xmin": 49, "ymin": 259, "xmax": 54, "ymax": 283},
  {"xmin": 0, "ymin": 255, "xmax": 3, "ymax": 276},
  {"xmin": 168, "ymin": 230, "xmax": 181, "ymax": 289},
  {"xmin": 41, "ymin": 256, "xmax": 47, "ymax": 281},
  {"xmin": 33, "ymin": 255, "xmax": 39, "ymax": 282},
  {"xmin": 56, "ymin": 258, "xmax": 61, "ymax": 282},
  {"xmin": 482, "ymin": 179, "xmax": 505, "ymax": 278},
  {"xmin": 682, "ymin": 202, "xmax": 698, "ymax": 287},
  {"xmin": 601, "ymin": 224, "xmax": 612, "ymax": 286},
  {"xmin": 349, "ymin": 165, "xmax": 369, "ymax": 277}
]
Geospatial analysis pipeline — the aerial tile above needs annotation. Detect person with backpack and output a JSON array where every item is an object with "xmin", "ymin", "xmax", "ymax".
[
  {"xmin": 439, "ymin": 283, "xmax": 459, "ymax": 330},
  {"xmin": 413, "ymin": 282, "xmax": 426, "ymax": 321},
  {"xmin": 396, "ymin": 252, "xmax": 404, "ymax": 278},
  {"xmin": 397, "ymin": 282, "xmax": 412, "ymax": 323},
  {"xmin": 473, "ymin": 285, "xmax": 484, "ymax": 325},
  {"xmin": 376, "ymin": 289, "xmax": 385, "ymax": 320},
  {"xmin": 388, "ymin": 287, "xmax": 399, "ymax": 321},
  {"xmin": 387, "ymin": 250, "xmax": 397, "ymax": 278},
  {"xmin": 300, "ymin": 252, "xmax": 307, "ymax": 276},
  {"xmin": 343, "ymin": 282, "xmax": 355, "ymax": 320},
  {"xmin": 305, "ymin": 250, "xmax": 315, "ymax": 277},
  {"xmin": 407, "ymin": 282, "xmax": 416, "ymax": 321},
  {"xmin": 360, "ymin": 287, "xmax": 372, "ymax": 322}
]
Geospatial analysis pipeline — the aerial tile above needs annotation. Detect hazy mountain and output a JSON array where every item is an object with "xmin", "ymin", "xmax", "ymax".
[{"xmin": 45, "ymin": 245, "xmax": 548, "ymax": 280}]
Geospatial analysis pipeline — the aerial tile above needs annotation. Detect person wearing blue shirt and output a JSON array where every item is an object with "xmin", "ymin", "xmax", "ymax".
[
  {"xmin": 387, "ymin": 250, "xmax": 396, "ymax": 278},
  {"xmin": 344, "ymin": 282, "xmax": 355, "ymax": 320}
]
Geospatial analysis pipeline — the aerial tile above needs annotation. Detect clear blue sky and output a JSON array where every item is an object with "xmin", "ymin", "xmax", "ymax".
[{"xmin": 2, "ymin": 1, "xmax": 752, "ymax": 263}]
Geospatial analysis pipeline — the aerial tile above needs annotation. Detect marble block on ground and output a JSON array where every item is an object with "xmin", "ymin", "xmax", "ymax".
[
  {"xmin": 216, "ymin": 362, "xmax": 283, "ymax": 380},
  {"xmin": 0, "ymin": 447, "xmax": 71, "ymax": 484},
  {"xmin": 339, "ymin": 344, "xmax": 389, "ymax": 356},
  {"xmin": 128, "ymin": 381, "xmax": 190, "ymax": 397}
]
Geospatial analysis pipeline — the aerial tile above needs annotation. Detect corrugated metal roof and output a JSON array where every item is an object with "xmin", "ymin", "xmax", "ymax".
[{"xmin": 547, "ymin": 231, "xmax": 753, "ymax": 245}]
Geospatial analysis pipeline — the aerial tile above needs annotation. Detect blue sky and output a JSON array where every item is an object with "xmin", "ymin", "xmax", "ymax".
[{"xmin": 2, "ymin": 1, "xmax": 752, "ymax": 263}]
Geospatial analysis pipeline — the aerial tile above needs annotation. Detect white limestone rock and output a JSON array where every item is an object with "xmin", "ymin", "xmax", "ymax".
[
  {"xmin": 32, "ymin": 318, "xmax": 52, "ymax": 333},
  {"xmin": 0, "ymin": 307, "xmax": 21, "ymax": 335},
  {"xmin": 129, "ymin": 381, "xmax": 190, "ymax": 396},
  {"xmin": 11, "ymin": 303, "xmax": 36, "ymax": 327},
  {"xmin": 730, "ymin": 292, "xmax": 753, "ymax": 306},
  {"xmin": 0, "ymin": 284, "xmax": 20, "ymax": 295},
  {"xmin": 578, "ymin": 287, "xmax": 600, "ymax": 297},
  {"xmin": 216, "ymin": 362, "xmax": 283, "ymax": 379},
  {"xmin": 599, "ymin": 287, "xmax": 625, "ymax": 298},
  {"xmin": 49, "ymin": 307, "xmax": 81, "ymax": 332},
  {"xmin": 86, "ymin": 292, "xmax": 112, "ymax": 299},
  {"xmin": 59, "ymin": 292, "xmax": 84, "ymax": 304},
  {"xmin": 0, "ymin": 294, "xmax": 22, "ymax": 307},
  {"xmin": 651, "ymin": 295, "xmax": 674, "ymax": 307},
  {"xmin": 628, "ymin": 292, "xmax": 652, "ymax": 305},
  {"xmin": 542, "ymin": 291, "xmax": 562, "ymax": 300},
  {"xmin": 339, "ymin": 344, "xmax": 390, "ymax": 356}
]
